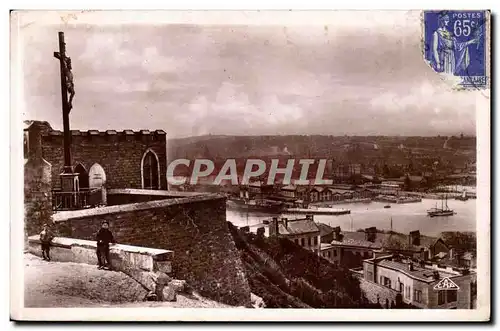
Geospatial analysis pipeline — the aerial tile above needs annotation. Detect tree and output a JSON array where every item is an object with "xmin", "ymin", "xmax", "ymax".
[
  {"xmin": 440, "ymin": 232, "xmax": 476, "ymax": 252},
  {"xmin": 383, "ymin": 235, "xmax": 406, "ymax": 251},
  {"xmin": 383, "ymin": 164, "xmax": 390, "ymax": 177}
]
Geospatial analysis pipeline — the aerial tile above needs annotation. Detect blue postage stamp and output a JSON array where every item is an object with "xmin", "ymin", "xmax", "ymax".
[{"xmin": 423, "ymin": 10, "xmax": 488, "ymax": 89}]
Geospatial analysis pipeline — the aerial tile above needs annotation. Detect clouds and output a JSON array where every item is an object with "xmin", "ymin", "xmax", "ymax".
[{"xmin": 19, "ymin": 12, "xmax": 477, "ymax": 137}]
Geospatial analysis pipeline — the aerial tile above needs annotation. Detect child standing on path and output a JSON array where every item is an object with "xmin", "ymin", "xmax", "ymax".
[
  {"xmin": 96, "ymin": 221, "xmax": 116, "ymax": 270},
  {"xmin": 39, "ymin": 224, "xmax": 53, "ymax": 261}
]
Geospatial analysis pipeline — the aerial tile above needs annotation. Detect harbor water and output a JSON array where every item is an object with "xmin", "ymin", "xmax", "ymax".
[{"xmin": 227, "ymin": 198, "xmax": 476, "ymax": 237}]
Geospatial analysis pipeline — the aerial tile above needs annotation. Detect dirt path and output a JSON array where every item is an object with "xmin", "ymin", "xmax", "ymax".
[{"xmin": 23, "ymin": 253, "xmax": 232, "ymax": 308}]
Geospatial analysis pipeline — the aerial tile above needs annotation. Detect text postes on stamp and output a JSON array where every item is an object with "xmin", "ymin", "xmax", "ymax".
[{"xmin": 423, "ymin": 10, "xmax": 488, "ymax": 89}]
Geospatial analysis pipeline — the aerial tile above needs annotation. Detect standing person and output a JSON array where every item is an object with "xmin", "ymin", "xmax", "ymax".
[
  {"xmin": 39, "ymin": 223, "xmax": 53, "ymax": 261},
  {"xmin": 96, "ymin": 221, "xmax": 116, "ymax": 270}
]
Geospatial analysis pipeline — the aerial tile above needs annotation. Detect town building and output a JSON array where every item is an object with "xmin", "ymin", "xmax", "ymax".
[
  {"xmin": 280, "ymin": 185, "xmax": 297, "ymax": 198},
  {"xmin": 325, "ymin": 228, "xmax": 442, "ymax": 268},
  {"xmin": 332, "ymin": 163, "xmax": 362, "ymax": 180},
  {"xmin": 362, "ymin": 255, "xmax": 477, "ymax": 309},
  {"xmin": 269, "ymin": 215, "xmax": 321, "ymax": 254}
]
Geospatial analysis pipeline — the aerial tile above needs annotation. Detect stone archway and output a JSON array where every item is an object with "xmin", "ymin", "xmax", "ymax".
[
  {"xmin": 89, "ymin": 163, "xmax": 107, "ymax": 205},
  {"xmin": 74, "ymin": 163, "xmax": 89, "ymax": 190},
  {"xmin": 141, "ymin": 149, "xmax": 160, "ymax": 190}
]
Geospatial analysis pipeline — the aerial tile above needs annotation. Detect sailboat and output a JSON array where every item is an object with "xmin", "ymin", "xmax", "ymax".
[{"xmin": 427, "ymin": 195, "xmax": 454, "ymax": 217}]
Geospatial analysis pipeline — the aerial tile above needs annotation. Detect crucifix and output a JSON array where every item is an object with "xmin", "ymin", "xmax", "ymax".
[{"xmin": 54, "ymin": 31, "xmax": 79, "ymax": 193}]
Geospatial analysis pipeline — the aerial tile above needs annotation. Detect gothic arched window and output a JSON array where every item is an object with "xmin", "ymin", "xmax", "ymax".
[{"xmin": 142, "ymin": 149, "xmax": 159, "ymax": 190}]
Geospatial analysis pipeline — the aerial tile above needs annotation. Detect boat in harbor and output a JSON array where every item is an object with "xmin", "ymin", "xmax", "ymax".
[
  {"xmin": 427, "ymin": 195, "xmax": 455, "ymax": 217},
  {"xmin": 283, "ymin": 206, "xmax": 351, "ymax": 215},
  {"xmin": 384, "ymin": 205, "xmax": 391, "ymax": 209},
  {"xmin": 455, "ymin": 190, "xmax": 469, "ymax": 201},
  {"xmin": 226, "ymin": 198, "xmax": 284, "ymax": 214}
]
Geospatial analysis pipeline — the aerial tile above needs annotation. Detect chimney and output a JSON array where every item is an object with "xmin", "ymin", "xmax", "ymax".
[
  {"xmin": 282, "ymin": 217, "xmax": 288, "ymax": 229},
  {"xmin": 333, "ymin": 226, "xmax": 341, "ymax": 241},
  {"xmin": 407, "ymin": 261, "xmax": 414, "ymax": 271},
  {"xmin": 270, "ymin": 217, "xmax": 279, "ymax": 237},
  {"xmin": 433, "ymin": 270, "xmax": 440, "ymax": 280},
  {"xmin": 409, "ymin": 230, "xmax": 420, "ymax": 246},
  {"xmin": 365, "ymin": 227, "xmax": 376, "ymax": 242}
]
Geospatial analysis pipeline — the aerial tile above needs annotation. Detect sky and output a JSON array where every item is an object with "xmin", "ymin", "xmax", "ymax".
[{"xmin": 16, "ymin": 11, "xmax": 480, "ymax": 138}]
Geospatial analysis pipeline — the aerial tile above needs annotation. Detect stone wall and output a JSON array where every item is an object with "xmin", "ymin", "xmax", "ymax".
[
  {"xmin": 36, "ymin": 125, "xmax": 167, "ymax": 190},
  {"xmin": 358, "ymin": 277, "xmax": 399, "ymax": 307},
  {"xmin": 106, "ymin": 189, "xmax": 201, "ymax": 206},
  {"xmin": 52, "ymin": 194, "xmax": 251, "ymax": 306},
  {"xmin": 28, "ymin": 235, "xmax": 173, "ymax": 273},
  {"xmin": 24, "ymin": 121, "xmax": 53, "ymax": 244}
]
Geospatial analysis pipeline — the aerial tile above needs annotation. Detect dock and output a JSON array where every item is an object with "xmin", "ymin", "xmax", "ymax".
[{"xmin": 282, "ymin": 207, "xmax": 351, "ymax": 215}]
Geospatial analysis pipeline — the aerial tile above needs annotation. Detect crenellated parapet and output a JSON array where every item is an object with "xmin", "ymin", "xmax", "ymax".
[
  {"xmin": 43, "ymin": 129, "xmax": 167, "ymax": 143},
  {"xmin": 26, "ymin": 120, "xmax": 168, "ymax": 191}
]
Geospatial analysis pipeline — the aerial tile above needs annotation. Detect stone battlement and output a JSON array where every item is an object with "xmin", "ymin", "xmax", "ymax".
[{"xmin": 45, "ymin": 129, "xmax": 166, "ymax": 136}]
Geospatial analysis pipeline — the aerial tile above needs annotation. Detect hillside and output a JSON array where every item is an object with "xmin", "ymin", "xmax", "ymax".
[
  {"xmin": 168, "ymin": 135, "xmax": 476, "ymax": 169},
  {"xmin": 227, "ymin": 222, "xmax": 380, "ymax": 308}
]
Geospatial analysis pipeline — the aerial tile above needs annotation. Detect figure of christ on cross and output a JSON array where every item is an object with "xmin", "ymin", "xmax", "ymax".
[{"xmin": 53, "ymin": 52, "xmax": 75, "ymax": 112}]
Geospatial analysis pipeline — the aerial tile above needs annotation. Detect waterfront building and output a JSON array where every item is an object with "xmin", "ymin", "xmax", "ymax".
[
  {"xmin": 280, "ymin": 185, "xmax": 297, "ymax": 198},
  {"xmin": 309, "ymin": 187, "xmax": 322, "ymax": 202}
]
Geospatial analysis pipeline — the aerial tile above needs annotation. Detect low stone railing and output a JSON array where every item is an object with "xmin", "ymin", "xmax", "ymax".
[
  {"xmin": 27, "ymin": 236, "xmax": 184, "ymax": 301},
  {"xmin": 28, "ymin": 235, "xmax": 173, "ymax": 272}
]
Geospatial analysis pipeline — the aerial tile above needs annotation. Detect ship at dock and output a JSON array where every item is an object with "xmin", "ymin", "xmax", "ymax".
[
  {"xmin": 427, "ymin": 195, "xmax": 455, "ymax": 217},
  {"xmin": 226, "ymin": 198, "xmax": 284, "ymax": 214},
  {"xmin": 282, "ymin": 206, "xmax": 351, "ymax": 215},
  {"xmin": 455, "ymin": 190, "xmax": 469, "ymax": 201}
]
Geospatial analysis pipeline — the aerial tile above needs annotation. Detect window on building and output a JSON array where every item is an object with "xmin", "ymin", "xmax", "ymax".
[
  {"xmin": 381, "ymin": 276, "xmax": 391, "ymax": 288},
  {"xmin": 367, "ymin": 271, "xmax": 373, "ymax": 280},
  {"xmin": 314, "ymin": 236, "xmax": 318, "ymax": 246},
  {"xmin": 327, "ymin": 251, "xmax": 331, "ymax": 258},
  {"xmin": 438, "ymin": 290, "xmax": 446, "ymax": 305},
  {"xmin": 308, "ymin": 237, "xmax": 311, "ymax": 246},
  {"xmin": 142, "ymin": 150, "xmax": 160, "ymax": 190},
  {"xmin": 301, "ymin": 238, "xmax": 305, "ymax": 246},
  {"xmin": 405, "ymin": 286, "xmax": 411, "ymax": 299},
  {"xmin": 333, "ymin": 250, "xmax": 337, "ymax": 257},
  {"xmin": 447, "ymin": 290, "xmax": 457, "ymax": 303},
  {"xmin": 414, "ymin": 290, "xmax": 422, "ymax": 303},
  {"xmin": 294, "ymin": 239, "xmax": 299, "ymax": 245}
]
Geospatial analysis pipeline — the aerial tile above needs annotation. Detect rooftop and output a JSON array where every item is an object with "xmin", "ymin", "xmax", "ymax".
[
  {"xmin": 329, "ymin": 231, "xmax": 437, "ymax": 251},
  {"xmin": 320, "ymin": 243, "xmax": 334, "ymax": 250},
  {"xmin": 317, "ymin": 223, "xmax": 335, "ymax": 238},
  {"xmin": 279, "ymin": 218, "xmax": 320, "ymax": 236},
  {"xmin": 281, "ymin": 185, "xmax": 296, "ymax": 191},
  {"xmin": 375, "ymin": 259, "xmax": 458, "ymax": 283}
]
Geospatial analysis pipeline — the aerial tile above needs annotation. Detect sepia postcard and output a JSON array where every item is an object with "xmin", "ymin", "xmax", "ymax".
[{"xmin": 10, "ymin": 10, "xmax": 490, "ymax": 322}]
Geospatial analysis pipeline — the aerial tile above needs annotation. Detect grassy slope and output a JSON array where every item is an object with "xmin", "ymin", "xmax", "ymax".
[{"xmin": 228, "ymin": 222, "xmax": 379, "ymax": 308}]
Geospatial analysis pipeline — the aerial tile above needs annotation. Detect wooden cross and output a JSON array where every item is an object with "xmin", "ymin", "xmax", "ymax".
[{"xmin": 53, "ymin": 32, "xmax": 75, "ymax": 173}]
